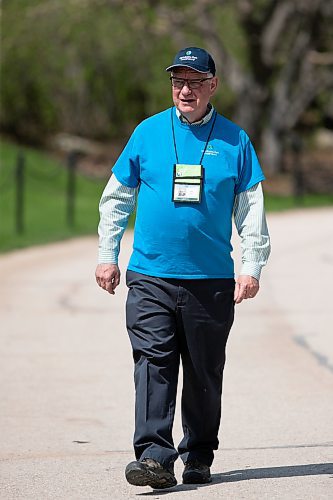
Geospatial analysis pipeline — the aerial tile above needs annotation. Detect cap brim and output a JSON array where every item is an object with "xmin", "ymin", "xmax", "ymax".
[{"xmin": 165, "ymin": 64, "xmax": 208, "ymax": 73}]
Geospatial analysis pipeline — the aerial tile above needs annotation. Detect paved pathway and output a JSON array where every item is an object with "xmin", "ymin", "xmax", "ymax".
[{"xmin": 1, "ymin": 208, "xmax": 333, "ymax": 499}]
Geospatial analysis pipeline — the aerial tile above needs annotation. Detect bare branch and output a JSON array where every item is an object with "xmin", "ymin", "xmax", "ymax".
[
  {"xmin": 269, "ymin": 30, "xmax": 311, "ymax": 128},
  {"xmin": 191, "ymin": 0, "xmax": 261, "ymax": 97},
  {"xmin": 261, "ymin": 1, "xmax": 295, "ymax": 65},
  {"xmin": 307, "ymin": 51, "xmax": 333, "ymax": 65},
  {"xmin": 286, "ymin": 64, "xmax": 333, "ymax": 129},
  {"xmin": 235, "ymin": 0, "xmax": 253, "ymax": 17},
  {"xmin": 154, "ymin": 0, "xmax": 257, "ymax": 98}
]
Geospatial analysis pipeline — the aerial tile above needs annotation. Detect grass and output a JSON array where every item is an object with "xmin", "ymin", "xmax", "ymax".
[
  {"xmin": 0, "ymin": 139, "xmax": 107, "ymax": 252},
  {"xmin": 264, "ymin": 193, "xmax": 333, "ymax": 211},
  {"xmin": 0, "ymin": 139, "xmax": 332, "ymax": 253}
]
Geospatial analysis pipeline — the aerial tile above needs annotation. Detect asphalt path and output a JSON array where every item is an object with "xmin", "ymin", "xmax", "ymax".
[{"xmin": 1, "ymin": 207, "xmax": 333, "ymax": 499}]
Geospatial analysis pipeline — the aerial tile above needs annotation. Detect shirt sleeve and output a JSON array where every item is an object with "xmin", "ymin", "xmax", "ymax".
[
  {"xmin": 233, "ymin": 182, "xmax": 271, "ymax": 280},
  {"xmin": 98, "ymin": 174, "xmax": 137, "ymax": 264},
  {"xmin": 235, "ymin": 133, "xmax": 266, "ymax": 194},
  {"xmin": 112, "ymin": 129, "xmax": 141, "ymax": 188}
]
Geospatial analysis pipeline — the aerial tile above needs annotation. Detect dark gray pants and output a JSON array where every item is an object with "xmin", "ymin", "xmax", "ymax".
[{"xmin": 126, "ymin": 270, "xmax": 235, "ymax": 468}]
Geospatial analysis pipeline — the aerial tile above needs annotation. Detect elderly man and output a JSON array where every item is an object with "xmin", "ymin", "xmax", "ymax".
[{"xmin": 95, "ymin": 47, "xmax": 270, "ymax": 489}]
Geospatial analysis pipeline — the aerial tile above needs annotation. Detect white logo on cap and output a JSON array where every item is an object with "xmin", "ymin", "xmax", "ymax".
[
  {"xmin": 186, "ymin": 51, "xmax": 192, "ymax": 55},
  {"xmin": 180, "ymin": 56, "xmax": 198, "ymax": 62}
]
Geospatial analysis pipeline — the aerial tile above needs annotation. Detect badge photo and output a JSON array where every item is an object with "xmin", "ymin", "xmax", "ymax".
[{"xmin": 172, "ymin": 164, "xmax": 203, "ymax": 203}]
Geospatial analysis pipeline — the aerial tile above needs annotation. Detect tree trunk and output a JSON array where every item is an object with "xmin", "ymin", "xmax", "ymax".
[
  {"xmin": 260, "ymin": 127, "xmax": 283, "ymax": 175},
  {"xmin": 232, "ymin": 86, "xmax": 266, "ymax": 140}
]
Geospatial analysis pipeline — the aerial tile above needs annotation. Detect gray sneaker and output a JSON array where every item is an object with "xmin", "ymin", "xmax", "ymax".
[{"xmin": 125, "ymin": 458, "xmax": 177, "ymax": 489}]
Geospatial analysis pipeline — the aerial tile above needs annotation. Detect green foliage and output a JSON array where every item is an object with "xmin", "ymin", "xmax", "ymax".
[
  {"xmin": 1, "ymin": 1, "xmax": 168, "ymax": 142},
  {"xmin": 1, "ymin": 0, "xmax": 243, "ymax": 143}
]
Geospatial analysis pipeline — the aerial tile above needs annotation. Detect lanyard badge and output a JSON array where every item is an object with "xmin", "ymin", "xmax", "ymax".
[
  {"xmin": 172, "ymin": 164, "xmax": 203, "ymax": 203},
  {"xmin": 171, "ymin": 108, "xmax": 217, "ymax": 204}
]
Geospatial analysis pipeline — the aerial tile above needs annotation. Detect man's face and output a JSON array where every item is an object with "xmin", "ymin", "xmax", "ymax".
[{"xmin": 171, "ymin": 67, "xmax": 218, "ymax": 122}]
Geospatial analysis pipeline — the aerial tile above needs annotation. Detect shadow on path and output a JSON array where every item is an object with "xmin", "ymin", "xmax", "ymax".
[
  {"xmin": 213, "ymin": 462, "xmax": 333, "ymax": 482},
  {"xmin": 137, "ymin": 463, "xmax": 333, "ymax": 495}
]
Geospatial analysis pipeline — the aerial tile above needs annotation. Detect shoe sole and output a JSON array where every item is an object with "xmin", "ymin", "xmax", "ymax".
[{"xmin": 125, "ymin": 463, "xmax": 177, "ymax": 489}]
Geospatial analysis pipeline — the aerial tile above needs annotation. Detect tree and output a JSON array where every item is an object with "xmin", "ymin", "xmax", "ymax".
[{"xmin": 151, "ymin": 0, "xmax": 333, "ymax": 173}]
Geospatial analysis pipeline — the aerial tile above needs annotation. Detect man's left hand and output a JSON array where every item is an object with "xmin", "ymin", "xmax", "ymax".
[{"xmin": 234, "ymin": 275, "xmax": 259, "ymax": 304}]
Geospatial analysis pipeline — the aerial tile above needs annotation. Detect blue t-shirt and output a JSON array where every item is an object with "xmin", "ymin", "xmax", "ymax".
[{"xmin": 112, "ymin": 107, "xmax": 265, "ymax": 279}]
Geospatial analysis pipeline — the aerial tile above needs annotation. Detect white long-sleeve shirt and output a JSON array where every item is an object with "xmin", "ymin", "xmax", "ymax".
[{"xmin": 98, "ymin": 176, "xmax": 270, "ymax": 280}]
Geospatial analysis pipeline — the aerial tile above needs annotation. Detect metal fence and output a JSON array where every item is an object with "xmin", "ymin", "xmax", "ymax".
[{"xmin": 0, "ymin": 150, "xmax": 104, "ymax": 235}]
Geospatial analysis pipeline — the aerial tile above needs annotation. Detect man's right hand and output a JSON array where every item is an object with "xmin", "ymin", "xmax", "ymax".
[{"xmin": 95, "ymin": 263, "xmax": 120, "ymax": 295}]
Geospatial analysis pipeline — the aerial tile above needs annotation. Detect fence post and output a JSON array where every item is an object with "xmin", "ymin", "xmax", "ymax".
[
  {"xmin": 66, "ymin": 150, "xmax": 79, "ymax": 228},
  {"xmin": 15, "ymin": 151, "xmax": 25, "ymax": 234}
]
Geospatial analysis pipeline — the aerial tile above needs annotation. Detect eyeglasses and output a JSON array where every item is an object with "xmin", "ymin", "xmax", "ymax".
[{"xmin": 170, "ymin": 76, "xmax": 213, "ymax": 90}]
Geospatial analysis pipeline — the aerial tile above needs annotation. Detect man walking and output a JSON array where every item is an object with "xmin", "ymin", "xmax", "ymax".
[{"xmin": 95, "ymin": 47, "xmax": 270, "ymax": 489}]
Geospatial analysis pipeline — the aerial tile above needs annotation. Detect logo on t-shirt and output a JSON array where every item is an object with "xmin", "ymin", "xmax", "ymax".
[{"xmin": 202, "ymin": 144, "xmax": 219, "ymax": 156}]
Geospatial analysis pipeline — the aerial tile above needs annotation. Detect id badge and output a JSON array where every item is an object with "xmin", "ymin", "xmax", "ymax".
[{"xmin": 172, "ymin": 164, "xmax": 203, "ymax": 203}]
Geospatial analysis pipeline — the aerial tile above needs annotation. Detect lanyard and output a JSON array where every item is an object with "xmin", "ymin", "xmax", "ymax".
[{"xmin": 171, "ymin": 107, "xmax": 217, "ymax": 164}]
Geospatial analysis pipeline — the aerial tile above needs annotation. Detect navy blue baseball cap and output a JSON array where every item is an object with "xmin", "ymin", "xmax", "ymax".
[{"xmin": 166, "ymin": 47, "xmax": 216, "ymax": 75}]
